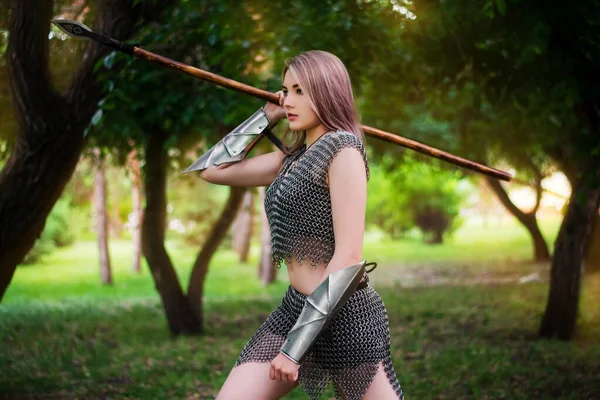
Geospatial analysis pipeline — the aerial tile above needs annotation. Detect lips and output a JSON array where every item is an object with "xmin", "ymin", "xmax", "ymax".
[{"xmin": 287, "ymin": 113, "xmax": 298, "ymax": 121}]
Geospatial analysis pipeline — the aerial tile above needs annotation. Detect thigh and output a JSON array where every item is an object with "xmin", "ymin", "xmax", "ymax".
[
  {"xmin": 362, "ymin": 362, "xmax": 403, "ymax": 400},
  {"xmin": 216, "ymin": 362, "xmax": 298, "ymax": 400}
]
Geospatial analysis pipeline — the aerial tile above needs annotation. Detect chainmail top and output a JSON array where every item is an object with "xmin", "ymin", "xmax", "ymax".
[
  {"xmin": 235, "ymin": 278, "xmax": 404, "ymax": 400},
  {"xmin": 264, "ymin": 130, "xmax": 370, "ymax": 269}
]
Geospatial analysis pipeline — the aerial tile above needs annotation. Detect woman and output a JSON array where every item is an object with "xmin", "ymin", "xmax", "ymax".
[{"xmin": 196, "ymin": 50, "xmax": 404, "ymax": 400}]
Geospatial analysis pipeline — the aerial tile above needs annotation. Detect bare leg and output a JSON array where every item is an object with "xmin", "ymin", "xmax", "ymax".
[
  {"xmin": 362, "ymin": 362, "xmax": 402, "ymax": 400},
  {"xmin": 216, "ymin": 362, "xmax": 299, "ymax": 400},
  {"xmin": 332, "ymin": 362, "xmax": 401, "ymax": 400}
]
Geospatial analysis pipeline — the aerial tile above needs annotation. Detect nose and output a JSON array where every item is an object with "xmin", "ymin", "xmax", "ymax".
[{"xmin": 283, "ymin": 94, "xmax": 294, "ymax": 110}]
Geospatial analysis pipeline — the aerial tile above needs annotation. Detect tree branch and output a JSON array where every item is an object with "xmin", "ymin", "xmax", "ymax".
[
  {"xmin": 526, "ymin": 159, "xmax": 545, "ymax": 215},
  {"xmin": 67, "ymin": 0, "xmax": 174, "ymax": 127},
  {"xmin": 485, "ymin": 175, "xmax": 527, "ymax": 220},
  {"xmin": 7, "ymin": 0, "xmax": 61, "ymax": 128}
]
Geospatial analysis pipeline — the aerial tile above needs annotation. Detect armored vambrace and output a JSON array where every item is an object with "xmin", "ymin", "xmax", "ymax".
[
  {"xmin": 184, "ymin": 107, "xmax": 285, "ymax": 173},
  {"xmin": 280, "ymin": 260, "xmax": 367, "ymax": 364}
]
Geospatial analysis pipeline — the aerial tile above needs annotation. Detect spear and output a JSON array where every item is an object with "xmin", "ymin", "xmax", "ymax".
[{"xmin": 52, "ymin": 19, "xmax": 513, "ymax": 182}]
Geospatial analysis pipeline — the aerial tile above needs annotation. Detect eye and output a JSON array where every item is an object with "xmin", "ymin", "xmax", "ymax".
[
  {"xmin": 282, "ymin": 90, "xmax": 288, "ymax": 96},
  {"xmin": 296, "ymin": 88, "xmax": 303, "ymax": 95}
]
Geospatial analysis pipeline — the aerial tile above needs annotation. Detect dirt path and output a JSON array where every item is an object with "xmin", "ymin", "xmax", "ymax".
[{"xmin": 368, "ymin": 261, "xmax": 550, "ymax": 288}]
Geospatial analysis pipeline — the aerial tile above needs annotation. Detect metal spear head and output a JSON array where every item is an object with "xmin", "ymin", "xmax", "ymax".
[
  {"xmin": 51, "ymin": 19, "xmax": 135, "ymax": 54},
  {"xmin": 51, "ymin": 19, "xmax": 94, "ymax": 40}
]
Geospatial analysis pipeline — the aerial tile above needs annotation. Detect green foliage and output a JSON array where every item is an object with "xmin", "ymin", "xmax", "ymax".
[
  {"xmin": 166, "ymin": 176, "xmax": 232, "ymax": 247},
  {"xmin": 22, "ymin": 195, "xmax": 86, "ymax": 265},
  {"xmin": 87, "ymin": 0, "xmax": 411, "ymax": 166},
  {"xmin": 90, "ymin": 0, "xmax": 273, "ymax": 165},
  {"xmin": 367, "ymin": 162, "xmax": 412, "ymax": 238},
  {"xmin": 403, "ymin": 0, "xmax": 600, "ymax": 164},
  {"xmin": 21, "ymin": 231, "xmax": 55, "ymax": 266},
  {"xmin": 368, "ymin": 155, "xmax": 471, "ymax": 243},
  {"xmin": 255, "ymin": 0, "xmax": 403, "ymax": 92},
  {"xmin": 0, "ymin": 30, "xmax": 6, "ymax": 57}
]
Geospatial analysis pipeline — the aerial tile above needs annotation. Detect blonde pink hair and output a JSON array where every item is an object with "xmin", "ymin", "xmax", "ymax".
[{"xmin": 282, "ymin": 51, "xmax": 364, "ymax": 150}]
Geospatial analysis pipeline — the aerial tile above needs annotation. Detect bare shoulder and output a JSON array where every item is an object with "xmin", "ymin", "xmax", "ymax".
[
  {"xmin": 326, "ymin": 146, "xmax": 368, "ymax": 185},
  {"xmin": 323, "ymin": 131, "xmax": 368, "ymax": 185},
  {"xmin": 328, "ymin": 145, "xmax": 366, "ymax": 169}
]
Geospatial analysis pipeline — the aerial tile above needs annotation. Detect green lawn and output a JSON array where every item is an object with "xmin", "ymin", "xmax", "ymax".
[
  {"xmin": 2, "ymin": 216, "xmax": 600, "ymax": 399},
  {"xmin": 2, "ymin": 215, "xmax": 562, "ymax": 304}
]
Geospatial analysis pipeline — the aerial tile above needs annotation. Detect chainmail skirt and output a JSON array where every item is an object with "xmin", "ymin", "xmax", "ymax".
[{"xmin": 234, "ymin": 278, "xmax": 404, "ymax": 400}]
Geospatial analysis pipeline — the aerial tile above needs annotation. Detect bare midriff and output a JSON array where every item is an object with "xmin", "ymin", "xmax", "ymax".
[{"xmin": 285, "ymin": 254, "xmax": 329, "ymax": 295}]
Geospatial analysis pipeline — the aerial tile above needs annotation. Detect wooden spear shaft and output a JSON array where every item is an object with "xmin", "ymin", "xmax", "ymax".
[{"xmin": 52, "ymin": 19, "xmax": 513, "ymax": 181}]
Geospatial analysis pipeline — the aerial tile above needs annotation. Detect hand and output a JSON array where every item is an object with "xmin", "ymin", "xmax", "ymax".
[
  {"xmin": 269, "ymin": 352, "xmax": 299, "ymax": 382},
  {"xmin": 263, "ymin": 90, "xmax": 287, "ymax": 125}
]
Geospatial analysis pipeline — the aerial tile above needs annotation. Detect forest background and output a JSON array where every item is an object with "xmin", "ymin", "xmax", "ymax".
[{"xmin": 1, "ymin": 0, "xmax": 599, "ymax": 398}]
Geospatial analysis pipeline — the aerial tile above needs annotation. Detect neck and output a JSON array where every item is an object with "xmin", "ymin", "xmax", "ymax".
[{"xmin": 305, "ymin": 124, "xmax": 328, "ymax": 148}]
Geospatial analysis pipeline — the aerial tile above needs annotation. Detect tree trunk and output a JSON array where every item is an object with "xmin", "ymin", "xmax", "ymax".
[
  {"xmin": 110, "ymin": 198, "xmax": 123, "ymax": 239},
  {"xmin": 430, "ymin": 230, "xmax": 443, "ymax": 245},
  {"xmin": 232, "ymin": 190, "xmax": 254, "ymax": 263},
  {"xmin": 257, "ymin": 187, "xmax": 276, "ymax": 285},
  {"xmin": 129, "ymin": 149, "xmax": 143, "ymax": 273},
  {"xmin": 187, "ymin": 186, "xmax": 247, "ymax": 330},
  {"xmin": 94, "ymin": 151, "xmax": 113, "ymax": 285},
  {"xmin": 539, "ymin": 164, "xmax": 600, "ymax": 339},
  {"xmin": 0, "ymin": 0, "xmax": 167, "ymax": 302},
  {"xmin": 142, "ymin": 130, "xmax": 202, "ymax": 335},
  {"xmin": 585, "ymin": 215, "xmax": 600, "ymax": 273},
  {"xmin": 485, "ymin": 176, "xmax": 551, "ymax": 262}
]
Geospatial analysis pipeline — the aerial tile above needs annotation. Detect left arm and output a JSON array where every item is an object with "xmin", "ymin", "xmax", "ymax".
[{"xmin": 319, "ymin": 147, "xmax": 368, "ymax": 284}]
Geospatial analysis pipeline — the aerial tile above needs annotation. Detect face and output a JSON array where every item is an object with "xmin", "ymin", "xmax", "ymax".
[{"xmin": 282, "ymin": 70, "xmax": 323, "ymax": 132}]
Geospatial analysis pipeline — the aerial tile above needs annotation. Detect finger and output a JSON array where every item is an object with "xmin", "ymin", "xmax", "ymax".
[
  {"xmin": 286, "ymin": 371, "xmax": 295, "ymax": 383},
  {"xmin": 276, "ymin": 368, "xmax": 283, "ymax": 382},
  {"xmin": 269, "ymin": 364, "xmax": 274, "ymax": 380}
]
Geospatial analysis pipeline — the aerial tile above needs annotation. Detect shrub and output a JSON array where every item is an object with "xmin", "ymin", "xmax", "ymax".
[
  {"xmin": 367, "ymin": 155, "xmax": 469, "ymax": 243},
  {"xmin": 21, "ymin": 196, "xmax": 86, "ymax": 264}
]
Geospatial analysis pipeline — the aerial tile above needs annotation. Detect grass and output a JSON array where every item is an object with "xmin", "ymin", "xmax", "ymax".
[
  {"xmin": 3, "ymin": 215, "xmax": 561, "ymax": 304},
  {"xmin": 2, "ymin": 215, "xmax": 600, "ymax": 399}
]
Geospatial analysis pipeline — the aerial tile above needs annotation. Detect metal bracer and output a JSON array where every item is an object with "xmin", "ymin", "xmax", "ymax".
[
  {"xmin": 280, "ymin": 260, "xmax": 367, "ymax": 364},
  {"xmin": 184, "ymin": 108, "xmax": 272, "ymax": 173}
]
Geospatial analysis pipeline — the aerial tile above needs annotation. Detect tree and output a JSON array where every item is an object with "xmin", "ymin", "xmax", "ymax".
[
  {"xmin": 232, "ymin": 190, "xmax": 254, "ymax": 263},
  {"xmin": 0, "ymin": 0, "xmax": 169, "ymax": 302},
  {"xmin": 92, "ymin": 0, "xmax": 275, "ymax": 334},
  {"xmin": 586, "ymin": 216, "xmax": 600, "ymax": 272},
  {"xmin": 93, "ymin": 149, "xmax": 113, "ymax": 285},
  {"xmin": 358, "ymin": 48, "xmax": 554, "ymax": 261},
  {"xmin": 141, "ymin": 128, "xmax": 246, "ymax": 334},
  {"xmin": 484, "ymin": 170, "xmax": 551, "ymax": 262},
  {"xmin": 400, "ymin": 0, "xmax": 600, "ymax": 339},
  {"xmin": 128, "ymin": 148, "xmax": 143, "ymax": 273},
  {"xmin": 257, "ymin": 186, "xmax": 276, "ymax": 285}
]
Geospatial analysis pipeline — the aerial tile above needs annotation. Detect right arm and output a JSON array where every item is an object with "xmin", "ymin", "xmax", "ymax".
[
  {"xmin": 198, "ymin": 91, "xmax": 288, "ymax": 187},
  {"xmin": 199, "ymin": 149, "xmax": 287, "ymax": 187}
]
